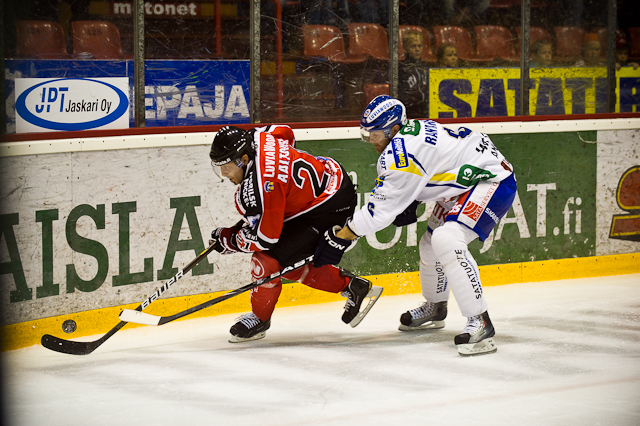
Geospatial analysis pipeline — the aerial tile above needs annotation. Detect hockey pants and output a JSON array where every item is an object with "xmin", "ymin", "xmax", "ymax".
[{"xmin": 419, "ymin": 175, "xmax": 517, "ymax": 317}]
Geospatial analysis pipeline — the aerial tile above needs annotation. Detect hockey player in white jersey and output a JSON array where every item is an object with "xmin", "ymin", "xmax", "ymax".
[{"xmin": 314, "ymin": 95, "xmax": 517, "ymax": 356}]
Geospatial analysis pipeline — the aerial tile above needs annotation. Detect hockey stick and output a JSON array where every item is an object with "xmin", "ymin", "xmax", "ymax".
[
  {"xmin": 119, "ymin": 255, "xmax": 314, "ymax": 326},
  {"xmin": 40, "ymin": 243, "xmax": 218, "ymax": 355}
]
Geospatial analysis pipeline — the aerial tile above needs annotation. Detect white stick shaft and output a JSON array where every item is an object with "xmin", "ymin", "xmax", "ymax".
[{"xmin": 119, "ymin": 309, "xmax": 161, "ymax": 326}]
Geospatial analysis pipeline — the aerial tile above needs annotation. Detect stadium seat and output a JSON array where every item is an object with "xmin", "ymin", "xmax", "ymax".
[
  {"xmin": 433, "ymin": 25, "xmax": 493, "ymax": 62},
  {"xmin": 363, "ymin": 83, "xmax": 389, "ymax": 104},
  {"xmin": 399, "ymin": 25, "xmax": 436, "ymax": 63},
  {"xmin": 516, "ymin": 26, "xmax": 552, "ymax": 46},
  {"xmin": 488, "ymin": 0, "xmax": 516, "ymax": 9},
  {"xmin": 595, "ymin": 27, "xmax": 608, "ymax": 58},
  {"xmin": 347, "ymin": 23, "xmax": 389, "ymax": 61},
  {"xmin": 15, "ymin": 21, "xmax": 71, "ymax": 59},
  {"xmin": 71, "ymin": 21, "xmax": 125, "ymax": 59},
  {"xmin": 515, "ymin": 27, "xmax": 552, "ymax": 59},
  {"xmin": 302, "ymin": 25, "xmax": 366, "ymax": 64},
  {"xmin": 475, "ymin": 25, "xmax": 519, "ymax": 62},
  {"xmin": 629, "ymin": 27, "xmax": 640, "ymax": 60},
  {"xmin": 554, "ymin": 26, "xmax": 586, "ymax": 62}
]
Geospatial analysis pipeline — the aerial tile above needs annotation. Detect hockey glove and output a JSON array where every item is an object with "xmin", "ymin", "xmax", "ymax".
[
  {"xmin": 313, "ymin": 225, "xmax": 351, "ymax": 267},
  {"xmin": 392, "ymin": 200, "xmax": 420, "ymax": 227},
  {"xmin": 210, "ymin": 226, "xmax": 241, "ymax": 255}
]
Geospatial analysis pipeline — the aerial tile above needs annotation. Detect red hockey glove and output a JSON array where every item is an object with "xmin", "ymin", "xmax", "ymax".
[{"xmin": 210, "ymin": 226, "xmax": 240, "ymax": 254}]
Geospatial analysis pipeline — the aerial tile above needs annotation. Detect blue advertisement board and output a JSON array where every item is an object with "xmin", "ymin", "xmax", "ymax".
[{"xmin": 4, "ymin": 59, "xmax": 251, "ymax": 133}]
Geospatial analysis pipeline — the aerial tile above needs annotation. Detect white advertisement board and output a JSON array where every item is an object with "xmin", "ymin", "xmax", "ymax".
[{"xmin": 14, "ymin": 77, "xmax": 130, "ymax": 133}]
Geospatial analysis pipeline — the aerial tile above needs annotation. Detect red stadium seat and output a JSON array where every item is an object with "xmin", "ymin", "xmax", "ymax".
[
  {"xmin": 626, "ymin": 27, "xmax": 640, "ymax": 60},
  {"xmin": 516, "ymin": 26, "xmax": 552, "ymax": 46},
  {"xmin": 16, "ymin": 20, "xmax": 71, "ymax": 59},
  {"xmin": 554, "ymin": 26, "xmax": 586, "ymax": 62},
  {"xmin": 475, "ymin": 25, "xmax": 519, "ymax": 62},
  {"xmin": 363, "ymin": 84, "xmax": 389, "ymax": 104},
  {"xmin": 433, "ymin": 25, "xmax": 493, "ymax": 62},
  {"xmin": 302, "ymin": 25, "xmax": 366, "ymax": 64},
  {"xmin": 515, "ymin": 27, "xmax": 552, "ymax": 59},
  {"xmin": 488, "ymin": 0, "xmax": 516, "ymax": 8},
  {"xmin": 399, "ymin": 25, "xmax": 436, "ymax": 63},
  {"xmin": 72, "ymin": 21, "xmax": 125, "ymax": 59},
  {"xmin": 347, "ymin": 23, "xmax": 389, "ymax": 61}
]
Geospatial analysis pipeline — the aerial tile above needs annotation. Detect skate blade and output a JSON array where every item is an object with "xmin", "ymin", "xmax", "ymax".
[
  {"xmin": 457, "ymin": 337, "xmax": 497, "ymax": 356},
  {"xmin": 398, "ymin": 320, "xmax": 445, "ymax": 332},
  {"xmin": 348, "ymin": 286, "xmax": 383, "ymax": 328},
  {"xmin": 228, "ymin": 332, "xmax": 266, "ymax": 344}
]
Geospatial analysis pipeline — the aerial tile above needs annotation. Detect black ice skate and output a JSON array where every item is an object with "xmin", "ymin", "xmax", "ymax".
[
  {"xmin": 340, "ymin": 272, "xmax": 383, "ymax": 327},
  {"xmin": 399, "ymin": 301, "xmax": 447, "ymax": 331},
  {"xmin": 229, "ymin": 313, "xmax": 271, "ymax": 343},
  {"xmin": 454, "ymin": 311, "xmax": 497, "ymax": 356}
]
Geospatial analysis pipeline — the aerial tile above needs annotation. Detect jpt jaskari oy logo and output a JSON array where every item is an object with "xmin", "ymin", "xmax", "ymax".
[{"xmin": 15, "ymin": 77, "xmax": 129, "ymax": 133}]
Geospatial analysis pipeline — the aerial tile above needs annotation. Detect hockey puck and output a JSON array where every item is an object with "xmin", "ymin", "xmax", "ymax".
[{"xmin": 62, "ymin": 319, "xmax": 77, "ymax": 334}]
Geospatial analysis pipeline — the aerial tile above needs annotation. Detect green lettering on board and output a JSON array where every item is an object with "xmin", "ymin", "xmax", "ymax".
[
  {"xmin": 35, "ymin": 209, "xmax": 59, "ymax": 298},
  {"xmin": 0, "ymin": 213, "xmax": 32, "ymax": 303},
  {"xmin": 157, "ymin": 196, "xmax": 213, "ymax": 280},
  {"xmin": 66, "ymin": 204, "xmax": 109, "ymax": 293},
  {"xmin": 112, "ymin": 202, "xmax": 154, "ymax": 286}
]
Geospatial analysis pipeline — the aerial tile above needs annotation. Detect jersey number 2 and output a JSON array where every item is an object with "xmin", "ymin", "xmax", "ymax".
[{"xmin": 292, "ymin": 159, "xmax": 329, "ymax": 197}]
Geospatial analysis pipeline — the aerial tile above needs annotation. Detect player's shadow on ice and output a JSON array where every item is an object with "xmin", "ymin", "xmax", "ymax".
[{"xmin": 220, "ymin": 329, "xmax": 461, "ymax": 350}]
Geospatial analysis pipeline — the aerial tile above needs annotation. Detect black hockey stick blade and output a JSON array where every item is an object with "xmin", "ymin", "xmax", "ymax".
[
  {"xmin": 41, "ymin": 321, "xmax": 128, "ymax": 355},
  {"xmin": 40, "ymin": 243, "xmax": 217, "ymax": 355},
  {"xmin": 120, "ymin": 255, "xmax": 314, "ymax": 327}
]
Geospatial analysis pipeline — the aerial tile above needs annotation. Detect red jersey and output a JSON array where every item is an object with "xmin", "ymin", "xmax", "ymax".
[{"xmin": 234, "ymin": 125, "xmax": 344, "ymax": 252}]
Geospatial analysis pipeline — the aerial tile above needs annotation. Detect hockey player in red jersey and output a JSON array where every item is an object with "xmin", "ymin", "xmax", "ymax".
[{"xmin": 209, "ymin": 125, "xmax": 383, "ymax": 343}]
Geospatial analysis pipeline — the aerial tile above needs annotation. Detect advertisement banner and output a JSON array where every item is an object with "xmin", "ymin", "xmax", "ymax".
[
  {"xmin": 4, "ymin": 59, "xmax": 250, "ymax": 133},
  {"xmin": 596, "ymin": 130, "xmax": 640, "ymax": 255},
  {"xmin": 144, "ymin": 60, "xmax": 250, "ymax": 127},
  {"xmin": 429, "ymin": 67, "xmax": 640, "ymax": 118},
  {"xmin": 15, "ymin": 77, "xmax": 129, "ymax": 133},
  {"xmin": 297, "ymin": 131, "xmax": 597, "ymax": 274},
  {"xmin": 1, "ymin": 129, "xmax": 638, "ymax": 325}
]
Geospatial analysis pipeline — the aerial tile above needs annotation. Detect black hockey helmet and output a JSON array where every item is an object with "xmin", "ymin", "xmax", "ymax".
[{"xmin": 209, "ymin": 126, "xmax": 254, "ymax": 166}]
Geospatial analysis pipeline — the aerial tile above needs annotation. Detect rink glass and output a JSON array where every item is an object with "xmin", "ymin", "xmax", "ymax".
[{"xmin": 3, "ymin": 0, "xmax": 636, "ymax": 134}]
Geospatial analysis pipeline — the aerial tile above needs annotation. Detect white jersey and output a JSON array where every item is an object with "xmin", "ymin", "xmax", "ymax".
[{"xmin": 349, "ymin": 119, "xmax": 513, "ymax": 237}]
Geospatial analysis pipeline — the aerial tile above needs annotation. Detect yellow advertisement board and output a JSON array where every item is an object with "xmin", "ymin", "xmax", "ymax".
[{"xmin": 429, "ymin": 67, "xmax": 640, "ymax": 118}]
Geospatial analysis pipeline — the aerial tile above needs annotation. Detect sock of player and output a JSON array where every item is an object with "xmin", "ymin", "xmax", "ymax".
[
  {"xmin": 430, "ymin": 222, "xmax": 488, "ymax": 318},
  {"xmin": 250, "ymin": 252, "xmax": 283, "ymax": 321},
  {"xmin": 249, "ymin": 254, "xmax": 349, "ymax": 320},
  {"xmin": 297, "ymin": 264, "xmax": 350, "ymax": 293}
]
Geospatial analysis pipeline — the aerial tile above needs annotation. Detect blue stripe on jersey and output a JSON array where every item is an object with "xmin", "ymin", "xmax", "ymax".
[
  {"xmin": 426, "ymin": 182, "xmax": 467, "ymax": 189},
  {"xmin": 408, "ymin": 153, "xmax": 427, "ymax": 174}
]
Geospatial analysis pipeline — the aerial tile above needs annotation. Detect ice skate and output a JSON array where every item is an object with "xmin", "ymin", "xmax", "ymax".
[
  {"xmin": 454, "ymin": 311, "xmax": 497, "ymax": 356},
  {"xmin": 340, "ymin": 273, "xmax": 383, "ymax": 327},
  {"xmin": 398, "ymin": 301, "xmax": 447, "ymax": 331},
  {"xmin": 229, "ymin": 313, "xmax": 271, "ymax": 343}
]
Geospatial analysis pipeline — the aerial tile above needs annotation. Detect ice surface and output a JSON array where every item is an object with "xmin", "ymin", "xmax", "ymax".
[{"xmin": 4, "ymin": 274, "xmax": 640, "ymax": 426}]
